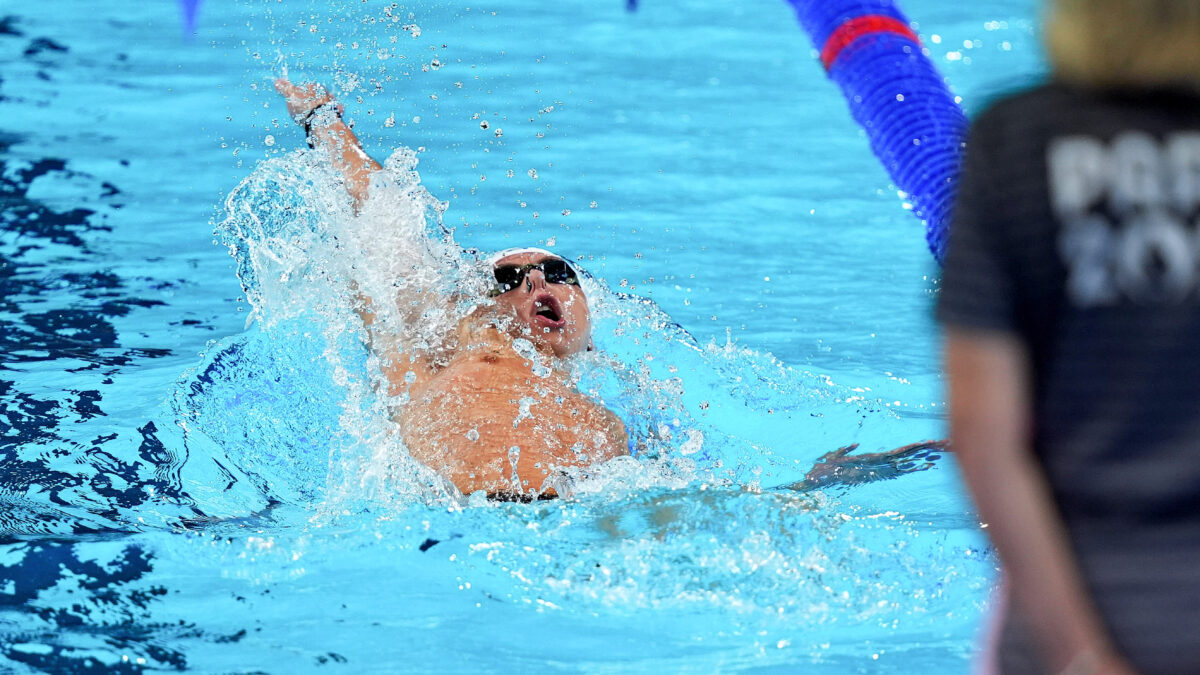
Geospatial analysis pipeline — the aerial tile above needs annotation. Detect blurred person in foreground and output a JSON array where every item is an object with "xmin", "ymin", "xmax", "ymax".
[{"xmin": 938, "ymin": 0, "xmax": 1200, "ymax": 673}]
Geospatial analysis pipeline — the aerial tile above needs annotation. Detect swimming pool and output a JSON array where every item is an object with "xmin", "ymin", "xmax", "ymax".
[{"xmin": 1, "ymin": 0, "xmax": 1047, "ymax": 671}]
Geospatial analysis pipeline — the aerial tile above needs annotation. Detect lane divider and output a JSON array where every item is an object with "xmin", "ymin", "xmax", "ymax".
[{"xmin": 787, "ymin": 0, "xmax": 967, "ymax": 263}]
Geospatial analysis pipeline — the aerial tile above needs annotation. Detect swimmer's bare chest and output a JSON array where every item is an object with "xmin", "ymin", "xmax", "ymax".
[{"xmin": 394, "ymin": 348, "xmax": 629, "ymax": 497}]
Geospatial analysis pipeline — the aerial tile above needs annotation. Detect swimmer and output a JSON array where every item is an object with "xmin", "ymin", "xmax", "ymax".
[
  {"xmin": 390, "ymin": 246, "xmax": 629, "ymax": 500},
  {"xmin": 273, "ymin": 78, "xmax": 945, "ymax": 500},
  {"xmin": 276, "ymin": 79, "xmax": 626, "ymax": 500}
]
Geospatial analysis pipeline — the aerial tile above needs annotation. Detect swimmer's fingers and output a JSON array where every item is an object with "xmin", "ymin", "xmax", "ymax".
[
  {"xmin": 274, "ymin": 78, "xmax": 337, "ymax": 123},
  {"xmin": 828, "ymin": 443, "xmax": 858, "ymax": 459},
  {"xmin": 805, "ymin": 443, "xmax": 858, "ymax": 471},
  {"xmin": 889, "ymin": 439, "xmax": 951, "ymax": 455}
]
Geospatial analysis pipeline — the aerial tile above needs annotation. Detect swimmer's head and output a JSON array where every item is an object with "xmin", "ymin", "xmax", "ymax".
[{"xmin": 486, "ymin": 248, "xmax": 592, "ymax": 357}]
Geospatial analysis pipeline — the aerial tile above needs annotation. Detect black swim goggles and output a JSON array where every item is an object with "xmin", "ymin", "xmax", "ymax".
[{"xmin": 489, "ymin": 258, "xmax": 580, "ymax": 296}]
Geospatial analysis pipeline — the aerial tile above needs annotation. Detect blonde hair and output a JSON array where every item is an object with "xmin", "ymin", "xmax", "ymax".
[{"xmin": 1046, "ymin": 0, "xmax": 1200, "ymax": 92}]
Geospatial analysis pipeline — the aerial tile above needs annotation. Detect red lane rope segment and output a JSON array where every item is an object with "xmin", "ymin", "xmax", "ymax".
[{"xmin": 820, "ymin": 15, "xmax": 920, "ymax": 70}]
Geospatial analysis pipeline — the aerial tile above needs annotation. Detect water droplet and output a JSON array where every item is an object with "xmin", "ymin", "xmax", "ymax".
[
  {"xmin": 465, "ymin": 429, "xmax": 480, "ymax": 442},
  {"xmin": 527, "ymin": 169, "xmax": 538, "ymax": 179},
  {"xmin": 480, "ymin": 120, "xmax": 489, "ymax": 130}
]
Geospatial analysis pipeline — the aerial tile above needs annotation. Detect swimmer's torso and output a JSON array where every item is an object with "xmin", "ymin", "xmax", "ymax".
[{"xmin": 390, "ymin": 323, "xmax": 628, "ymax": 497}]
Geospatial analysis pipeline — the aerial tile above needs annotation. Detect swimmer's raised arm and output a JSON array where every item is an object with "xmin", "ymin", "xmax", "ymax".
[
  {"xmin": 275, "ymin": 78, "xmax": 442, "ymax": 384},
  {"xmin": 275, "ymin": 78, "xmax": 381, "ymax": 210}
]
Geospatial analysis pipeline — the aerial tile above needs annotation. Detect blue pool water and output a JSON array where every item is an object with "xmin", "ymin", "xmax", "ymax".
[{"xmin": 1, "ymin": 0, "xmax": 1047, "ymax": 671}]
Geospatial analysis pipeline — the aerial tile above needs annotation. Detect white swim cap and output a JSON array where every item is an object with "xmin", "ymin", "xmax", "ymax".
[{"xmin": 484, "ymin": 247, "xmax": 558, "ymax": 266}]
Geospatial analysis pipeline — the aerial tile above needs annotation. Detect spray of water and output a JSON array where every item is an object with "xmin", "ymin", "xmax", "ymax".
[{"xmin": 173, "ymin": 144, "xmax": 728, "ymax": 516}]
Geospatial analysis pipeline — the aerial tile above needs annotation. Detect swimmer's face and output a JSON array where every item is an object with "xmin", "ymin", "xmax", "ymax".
[{"xmin": 490, "ymin": 252, "xmax": 592, "ymax": 357}]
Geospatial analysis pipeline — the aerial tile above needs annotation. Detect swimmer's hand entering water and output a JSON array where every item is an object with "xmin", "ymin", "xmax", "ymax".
[{"xmin": 275, "ymin": 78, "xmax": 381, "ymax": 210}]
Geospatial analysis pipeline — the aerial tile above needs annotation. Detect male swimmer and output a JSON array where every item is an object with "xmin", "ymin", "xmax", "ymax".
[
  {"xmin": 273, "ymin": 79, "xmax": 944, "ymax": 500},
  {"xmin": 276, "ymin": 79, "xmax": 626, "ymax": 499}
]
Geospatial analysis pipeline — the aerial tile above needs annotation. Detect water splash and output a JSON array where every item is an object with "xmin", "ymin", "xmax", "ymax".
[{"xmin": 166, "ymin": 141, "xmax": 935, "ymax": 519}]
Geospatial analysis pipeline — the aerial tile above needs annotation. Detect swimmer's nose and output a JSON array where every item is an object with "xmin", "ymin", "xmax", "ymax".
[{"xmin": 526, "ymin": 268, "xmax": 548, "ymax": 291}]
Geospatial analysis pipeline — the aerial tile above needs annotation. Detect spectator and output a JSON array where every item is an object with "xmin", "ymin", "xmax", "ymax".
[{"xmin": 939, "ymin": 0, "xmax": 1200, "ymax": 672}]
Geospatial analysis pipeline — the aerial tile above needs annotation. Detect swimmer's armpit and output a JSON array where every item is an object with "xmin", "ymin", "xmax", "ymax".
[{"xmin": 779, "ymin": 440, "xmax": 950, "ymax": 492}]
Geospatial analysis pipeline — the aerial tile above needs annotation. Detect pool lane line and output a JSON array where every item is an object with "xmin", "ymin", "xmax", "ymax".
[{"xmin": 785, "ymin": 0, "xmax": 968, "ymax": 264}]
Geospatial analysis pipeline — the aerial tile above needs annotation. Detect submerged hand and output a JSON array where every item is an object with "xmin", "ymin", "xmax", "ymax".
[{"xmin": 782, "ymin": 439, "xmax": 950, "ymax": 492}]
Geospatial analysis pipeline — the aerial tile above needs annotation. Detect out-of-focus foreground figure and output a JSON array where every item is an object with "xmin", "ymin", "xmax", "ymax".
[{"xmin": 938, "ymin": 0, "xmax": 1200, "ymax": 673}]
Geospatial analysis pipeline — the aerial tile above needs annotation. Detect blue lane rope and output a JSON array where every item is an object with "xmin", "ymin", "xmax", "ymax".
[
  {"xmin": 784, "ymin": 0, "xmax": 966, "ymax": 263},
  {"xmin": 180, "ymin": 0, "xmax": 201, "ymax": 36}
]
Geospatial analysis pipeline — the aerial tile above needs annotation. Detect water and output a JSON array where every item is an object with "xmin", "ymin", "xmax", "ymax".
[{"xmin": 1, "ymin": 1, "xmax": 1046, "ymax": 671}]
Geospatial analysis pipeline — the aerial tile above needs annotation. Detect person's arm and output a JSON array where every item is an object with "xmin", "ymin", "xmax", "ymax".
[
  {"xmin": 274, "ymin": 78, "xmax": 381, "ymax": 210},
  {"xmin": 274, "ymin": 78, "xmax": 442, "ymax": 385},
  {"xmin": 945, "ymin": 327, "xmax": 1135, "ymax": 675}
]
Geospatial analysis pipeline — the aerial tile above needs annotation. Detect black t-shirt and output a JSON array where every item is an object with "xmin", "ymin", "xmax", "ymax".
[{"xmin": 938, "ymin": 82, "xmax": 1200, "ymax": 672}]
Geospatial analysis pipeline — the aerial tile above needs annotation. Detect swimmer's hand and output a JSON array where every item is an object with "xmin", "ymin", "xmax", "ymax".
[
  {"xmin": 272, "ymin": 78, "xmax": 380, "ymax": 209},
  {"xmin": 781, "ymin": 439, "xmax": 949, "ymax": 492},
  {"xmin": 274, "ymin": 78, "xmax": 341, "ymax": 126}
]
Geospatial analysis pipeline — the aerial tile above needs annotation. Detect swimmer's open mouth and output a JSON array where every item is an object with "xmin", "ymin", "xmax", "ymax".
[{"xmin": 532, "ymin": 294, "xmax": 565, "ymax": 328}]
